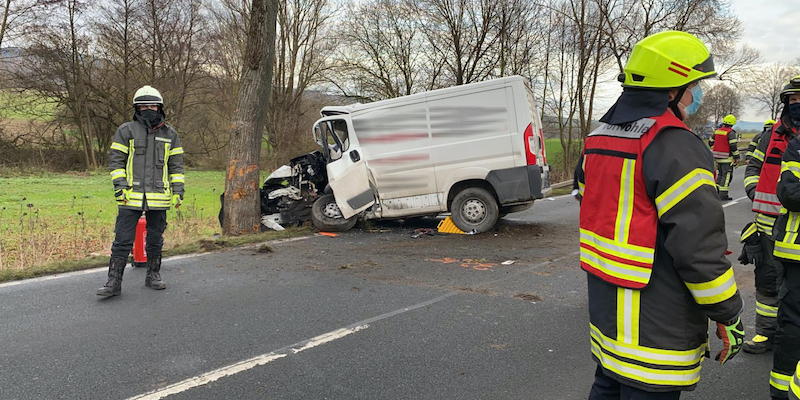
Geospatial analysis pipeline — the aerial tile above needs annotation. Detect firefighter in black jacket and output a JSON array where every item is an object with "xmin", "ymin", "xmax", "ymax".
[
  {"xmin": 746, "ymin": 120, "xmax": 777, "ymax": 164},
  {"xmin": 576, "ymin": 31, "xmax": 744, "ymax": 400},
  {"xmin": 769, "ymin": 75, "xmax": 800, "ymax": 400},
  {"xmin": 97, "ymin": 85, "xmax": 185, "ymax": 297}
]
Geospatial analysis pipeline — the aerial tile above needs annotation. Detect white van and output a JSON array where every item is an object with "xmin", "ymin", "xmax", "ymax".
[{"xmin": 308, "ymin": 75, "xmax": 551, "ymax": 233}]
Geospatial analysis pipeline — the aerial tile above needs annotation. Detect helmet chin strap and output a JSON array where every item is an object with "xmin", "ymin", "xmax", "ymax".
[{"xmin": 668, "ymin": 86, "xmax": 688, "ymax": 121}]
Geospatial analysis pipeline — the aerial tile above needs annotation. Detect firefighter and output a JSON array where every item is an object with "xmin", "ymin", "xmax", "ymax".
[
  {"xmin": 709, "ymin": 114, "xmax": 739, "ymax": 200},
  {"xmin": 770, "ymin": 74, "xmax": 800, "ymax": 400},
  {"xmin": 746, "ymin": 120, "xmax": 777, "ymax": 164},
  {"xmin": 741, "ymin": 114, "xmax": 795, "ymax": 353},
  {"xmin": 97, "ymin": 85, "xmax": 185, "ymax": 297},
  {"xmin": 576, "ymin": 31, "xmax": 744, "ymax": 400}
]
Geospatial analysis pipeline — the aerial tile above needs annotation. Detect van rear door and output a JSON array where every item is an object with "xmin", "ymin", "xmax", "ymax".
[{"xmin": 314, "ymin": 116, "xmax": 375, "ymax": 218}]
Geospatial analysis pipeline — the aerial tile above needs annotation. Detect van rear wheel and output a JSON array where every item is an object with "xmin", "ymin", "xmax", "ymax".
[
  {"xmin": 450, "ymin": 187, "xmax": 499, "ymax": 233},
  {"xmin": 311, "ymin": 194, "xmax": 358, "ymax": 232}
]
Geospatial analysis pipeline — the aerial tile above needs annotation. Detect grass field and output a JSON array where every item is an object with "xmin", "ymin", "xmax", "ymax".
[
  {"xmin": 0, "ymin": 170, "xmax": 228, "ymax": 270},
  {"xmin": 0, "ymin": 91, "xmax": 58, "ymax": 120}
]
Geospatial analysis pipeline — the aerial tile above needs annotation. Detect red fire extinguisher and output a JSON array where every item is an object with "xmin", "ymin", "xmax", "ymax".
[{"xmin": 132, "ymin": 215, "xmax": 147, "ymax": 267}]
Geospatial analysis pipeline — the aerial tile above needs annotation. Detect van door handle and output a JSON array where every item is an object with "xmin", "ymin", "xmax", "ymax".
[{"xmin": 350, "ymin": 150, "xmax": 361, "ymax": 162}]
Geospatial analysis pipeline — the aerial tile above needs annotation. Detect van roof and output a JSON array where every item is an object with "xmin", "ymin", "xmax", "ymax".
[{"xmin": 320, "ymin": 75, "xmax": 526, "ymax": 116}]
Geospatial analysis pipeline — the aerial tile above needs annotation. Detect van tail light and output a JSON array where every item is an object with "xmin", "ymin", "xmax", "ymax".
[
  {"xmin": 523, "ymin": 123, "xmax": 537, "ymax": 165},
  {"xmin": 539, "ymin": 128, "xmax": 547, "ymax": 165}
]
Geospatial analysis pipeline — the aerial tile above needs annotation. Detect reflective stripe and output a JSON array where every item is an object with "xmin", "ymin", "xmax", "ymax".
[
  {"xmin": 126, "ymin": 139, "xmax": 134, "ymax": 187},
  {"xmin": 616, "ymin": 288, "xmax": 640, "ymax": 345},
  {"xmin": 754, "ymin": 191, "xmax": 782, "ymax": 215},
  {"xmin": 162, "ymin": 143, "xmax": 171, "ymax": 196},
  {"xmin": 170, "ymin": 174, "xmax": 185, "ymax": 183},
  {"xmin": 753, "ymin": 149, "xmax": 765, "ymax": 162},
  {"xmin": 784, "ymin": 161, "xmax": 800, "ymax": 179},
  {"xmin": 127, "ymin": 192, "xmax": 171, "ymax": 200},
  {"xmin": 580, "ymin": 229, "xmax": 655, "ymax": 264},
  {"xmin": 110, "ymin": 142, "xmax": 129, "ymax": 153},
  {"xmin": 756, "ymin": 301, "xmax": 778, "ymax": 318},
  {"xmin": 169, "ymin": 147, "xmax": 184, "ymax": 156},
  {"xmin": 712, "ymin": 151, "xmax": 729, "ymax": 158},
  {"xmin": 578, "ymin": 182, "xmax": 585, "ymax": 196},
  {"xmin": 741, "ymin": 223, "xmax": 758, "ymax": 241},
  {"xmin": 590, "ymin": 325, "xmax": 706, "ymax": 366},
  {"xmin": 110, "ymin": 169, "xmax": 126, "ymax": 180},
  {"xmin": 744, "ymin": 175, "xmax": 759, "ymax": 188},
  {"xmin": 580, "ymin": 247, "xmax": 652, "ymax": 284},
  {"xmin": 775, "ymin": 240, "xmax": 800, "ymax": 261},
  {"xmin": 655, "ymin": 168, "xmax": 715, "ymax": 217},
  {"xmin": 791, "ymin": 363, "xmax": 800, "ymax": 400},
  {"xmin": 773, "ymin": 371, "xmax": 791, "ymax": 392},
  {"xmin": 684, "ymin": 267, "xmax": 738, "ymax": 305},
  {"xmin": 615, "ymin": 159, "xmax": 635, "ymax": 242},
  {"xmin": 756, "ymin": 214, "xmax": 776, "ymax": 236}
]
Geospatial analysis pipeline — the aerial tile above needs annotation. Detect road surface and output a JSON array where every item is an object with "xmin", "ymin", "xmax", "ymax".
[{"xmin": 0, "ymin": 167, "xmax": 774, "ymax": 399}]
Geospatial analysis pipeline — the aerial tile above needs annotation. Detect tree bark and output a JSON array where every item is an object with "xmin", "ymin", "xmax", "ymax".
[{"xmin": 222, "ymin": 0, "xmax": 278, "ymax": 236}]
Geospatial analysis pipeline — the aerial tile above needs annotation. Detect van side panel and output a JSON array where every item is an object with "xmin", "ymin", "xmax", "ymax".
[
  {"xmin": 351, "ymin": 101, "xmax": 440, "ymax": 218},
  {"xmin": 427, "ymin": 85, "xmax": 515, "ymax": 207}
]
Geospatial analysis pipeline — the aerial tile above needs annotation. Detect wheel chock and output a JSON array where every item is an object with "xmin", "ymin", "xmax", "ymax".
[{"xmin": 437, "ymin": 217, "xmax": 466, "ymax": 234}]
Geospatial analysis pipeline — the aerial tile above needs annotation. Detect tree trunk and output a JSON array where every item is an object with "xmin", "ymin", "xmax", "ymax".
[{"xmin": 222, "ymin": 0, "xmax": 278, "ymax": 236}]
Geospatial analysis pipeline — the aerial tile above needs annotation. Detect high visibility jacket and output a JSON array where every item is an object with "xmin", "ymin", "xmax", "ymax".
[
  {"xmin": 772, "ymin": 123, "xmax": 800, "ymax": 261},
  {"xmin": 577, "ymin": 111, "xmax": 743, "ymax": 392},
  {"xmin": 745, "ymin": 123, "xmax": 797, "ymax": 236},
  {"xmin": 790, "ymin": 361, "xmax": 800, "ymax": 400},
  {"xmin": 709, "ymin": 126, "xmax": 738, "ymax": 162},
  {"xmin": 109, "ymin": 116, "xmax": 185, "ymax": 210}
]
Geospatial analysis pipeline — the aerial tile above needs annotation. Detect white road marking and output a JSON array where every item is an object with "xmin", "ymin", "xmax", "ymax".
[
  {"xmin": 125, "ymin": 325, "xmax": 369, "ymax": 400},
  {"xmin": 126, "ymin": 290, "xmax": 463, "ymax": 399},
  {"xmin": 722, "ymin": 196, "xmax": 748, "ymax": 208},
  {"xmin": 0, "ymin": 235, "xmax": 314, "ymax": 289}
]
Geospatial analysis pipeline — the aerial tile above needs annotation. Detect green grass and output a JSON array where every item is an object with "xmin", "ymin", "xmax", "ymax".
[
  {"xmin": 0, "ymin": 170, "xmax": 230, "ymax": 270},
  {"xmin": 0, "ymin": 227, "xmax": 313, "ymax": 283},
  {"xmin": 0, "ymin": 91, "xmax": 58, "ymax": 120}
]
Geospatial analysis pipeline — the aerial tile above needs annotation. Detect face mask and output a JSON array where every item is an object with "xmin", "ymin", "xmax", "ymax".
[
  {"xmin": 788, "ymin": 103, "xmax": 800, "ymax": 123},
  {"xmin": 139, "ymin": 109, "xmax": 162, "ymax": 127},
  {"xmin": 685, "ymin": 84, "xmax": 703, "ymax": 116}
]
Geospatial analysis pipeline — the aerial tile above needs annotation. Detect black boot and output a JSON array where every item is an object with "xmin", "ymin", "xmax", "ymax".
[
  {"xmin": 97, "ymin": 258, "xmax": 126, "ymax": 296},
  {"xmin": 145, "ymin": 256, "xmax": 166, "ymax": 290}
]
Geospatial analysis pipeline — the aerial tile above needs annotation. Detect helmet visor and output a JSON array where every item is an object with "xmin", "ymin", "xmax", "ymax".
[{"xmin": 693, "ymin": 55, "xmax": 715, "ymax": 76}]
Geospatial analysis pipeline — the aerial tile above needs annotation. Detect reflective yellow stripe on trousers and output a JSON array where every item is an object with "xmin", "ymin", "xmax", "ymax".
[
  {"xmin": 790, "ymin": 362, "xmax": 800, "ymax": 400},
  {"xmin": 773, "ymin": 370, "xmax": 792, "ymax": 392},
  {"xmin": 775, "ymin": 211, "xmax": 800, "ymax": 261}
]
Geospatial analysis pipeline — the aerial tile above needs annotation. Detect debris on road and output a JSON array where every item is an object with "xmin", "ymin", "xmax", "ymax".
[
  {"xmin": 513, "ymin": 292, "xmax": 543, "ymax": 302},
  {"xmin": 411, "ymin": 228, "xmax": 436, "ymax": 238},
  {"xmin": 501, "ymin": 260, "xmax": 516, "ymax": 265},
  {"xmin": 257, "ymin": 244, "xmax": 274, "ymax": 253},
  {"xmin": 318, "ymin": 232, "xmax": 339, "ymax": 237}
]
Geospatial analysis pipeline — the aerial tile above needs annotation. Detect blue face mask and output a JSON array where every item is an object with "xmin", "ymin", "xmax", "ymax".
[{"xmin": 685, "ymin": 84, "xmax": 703, "ymax": 116}]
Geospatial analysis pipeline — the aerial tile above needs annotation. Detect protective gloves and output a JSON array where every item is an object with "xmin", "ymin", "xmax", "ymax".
[
  {"xmin": 172, "ymin": 194, "xmax": 183, "ymax": 208},
  {"xmin": 715, "ymin": 316, "xmax": 745, "ymax": 365}
]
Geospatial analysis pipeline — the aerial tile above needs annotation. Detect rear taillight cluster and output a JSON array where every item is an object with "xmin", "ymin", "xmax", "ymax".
[{"xmin": 523, "ymin": 123, "xmax": 546, "ymax": 166}]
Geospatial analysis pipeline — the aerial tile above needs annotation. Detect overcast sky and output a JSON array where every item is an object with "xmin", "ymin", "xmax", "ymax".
[{"xmin": 595, "ymin": 0, "xmax": 799, "ymax": 123}]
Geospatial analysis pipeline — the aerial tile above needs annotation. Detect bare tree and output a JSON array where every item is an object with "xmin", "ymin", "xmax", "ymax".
[
  {"xmin": 746, "ymin": 63, "xmax": 800, "ymax": 120},
  {"xmin": 222, "ymin": 0, "xmax": 278, "ymax": 236}
]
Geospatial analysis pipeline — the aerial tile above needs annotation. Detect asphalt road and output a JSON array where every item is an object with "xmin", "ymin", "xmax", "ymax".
[{"xmin": 0, "ymin": 166, "xmax": 775, "ymax": 400}]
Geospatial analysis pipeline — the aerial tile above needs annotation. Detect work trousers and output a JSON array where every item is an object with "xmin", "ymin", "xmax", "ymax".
[
  {"xmin": 771, "ymin": 262, "xmax": 800, "ymax": 399},
  {"xmin": 715, "ymin": 161, "xmax": 733, "ymax": 198},
  {"xmin": 756, "ymin": 235, "xmax": 784, "ymax": 337},
  {"xmin": 110, "ymin": 208, "xmax": 167, "ymax": 261},
  {"xmin": 588, "ymin": 366, "xmax": 681, "ymax": 400}
]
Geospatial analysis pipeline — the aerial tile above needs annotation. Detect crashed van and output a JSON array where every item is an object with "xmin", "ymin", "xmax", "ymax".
[{"xmin": 238, "ymin": 75, "xmax": 551, "ymax": 233}]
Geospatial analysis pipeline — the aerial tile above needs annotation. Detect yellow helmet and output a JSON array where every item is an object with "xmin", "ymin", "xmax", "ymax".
[
  {"xmin": 133, "ymin": 85, "xmax": 163, "ymax": 105},
  {"xmin": 723, "ymin": 114, "xmax": 736, "ymax": 126},
  {"xmin": 780, "ymin": 75, "xmax": 800, "ymax": 103},
  {"xmin": 620, "ymin": 31, "xmax": 717, "ymax": 89},
  {"xmin": 764, "ymin": 119, "xmax": 777, "ymax": 128}
]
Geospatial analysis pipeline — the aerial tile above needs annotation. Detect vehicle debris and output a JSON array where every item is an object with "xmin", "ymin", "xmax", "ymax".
[{"xmin": 411, "ymin": 228, "xmax": 436, "ymax": 238}]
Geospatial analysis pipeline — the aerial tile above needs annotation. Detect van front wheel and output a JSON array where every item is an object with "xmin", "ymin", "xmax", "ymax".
[
  {"xmin": 450, "ymin": 187, "xmax": 499, "ymax": 233},
  {"xmin": 311, "ymin": 194, "xmax": 358, "ymax": 232}
]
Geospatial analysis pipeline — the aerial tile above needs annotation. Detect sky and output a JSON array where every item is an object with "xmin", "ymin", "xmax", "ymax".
[{"xmin": 595, "ymin": 0, "xmax": 800, "ymax": 123}]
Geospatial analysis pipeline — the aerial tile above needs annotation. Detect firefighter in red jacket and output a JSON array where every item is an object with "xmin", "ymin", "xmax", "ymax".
[
  {"xmin": 576, "ymin": 31, "xmax": 744, "ymax": 400},
  {"xmin": 709, "ymin": 114, "xmax": 739, "ymax": 200},
  {"xmin": 770, "ymin": 75, "xmax": 800, "ymax": 400}
]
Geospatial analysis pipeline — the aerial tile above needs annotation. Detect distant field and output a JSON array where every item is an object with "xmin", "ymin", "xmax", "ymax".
[
  {"xmin": 0, "ymin": 91, "xmax": 58, "ymax": 120},
  {"xmin": 0, "ymin": 170, "xmax": 227, "ymax": 269}
]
